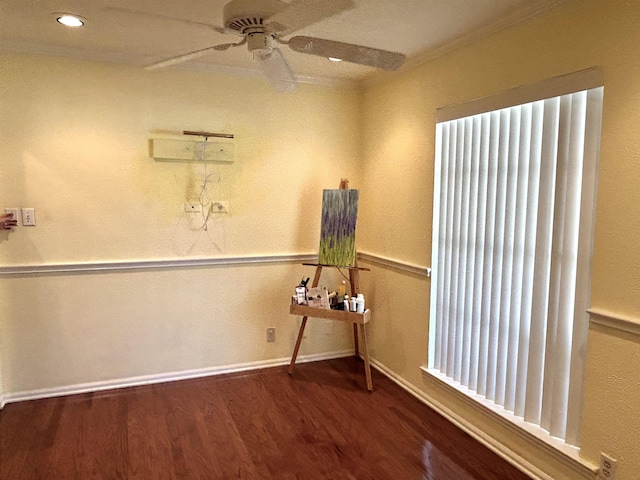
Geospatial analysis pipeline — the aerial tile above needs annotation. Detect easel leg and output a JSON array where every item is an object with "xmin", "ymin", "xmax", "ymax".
[
  {"xmin": 289, "ymin": 266, "xmax": 322, "ymax": 375},
  {"xmin": 288, "ymin": 316, "xmax": 308, "ymax": 375},
  {"xmin": 348, "ymin": 267, "xmax": 361, "ymax": 357},
  {"xmin": 360, "ymin": 323, "xmax": 373, "ymax": 391}
]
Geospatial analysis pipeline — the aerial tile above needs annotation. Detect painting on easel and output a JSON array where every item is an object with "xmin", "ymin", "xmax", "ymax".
[{"xmin": 318, "ymin": 189, "xmax": 359, "ymax": 267}]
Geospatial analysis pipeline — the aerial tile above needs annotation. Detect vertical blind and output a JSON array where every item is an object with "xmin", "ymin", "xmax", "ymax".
[{"xmin": 429, "ymin": 86, "xmax": 603, "ymax": 446}]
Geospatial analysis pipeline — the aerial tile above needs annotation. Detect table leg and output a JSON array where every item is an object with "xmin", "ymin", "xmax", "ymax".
[
  {"xmin": 288, "ymin": 316, "xmax": 308, "ymax": 374},
  {"xmin": 360, "ymin": 323, "xmax": 373, "ymax": 391},
  {"xmin": 353, "ymin": 323, "xmax": 359, "ymax": 357}
]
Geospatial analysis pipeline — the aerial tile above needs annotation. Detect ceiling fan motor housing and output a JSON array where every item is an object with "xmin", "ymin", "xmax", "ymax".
[{"xmin": 223, "ymin": 0, "xmax": 286, "ymax": 33}]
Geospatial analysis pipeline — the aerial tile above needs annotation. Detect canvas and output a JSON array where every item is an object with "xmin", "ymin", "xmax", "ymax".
[{"xmin": 318, "ymin": 189, "xmax": 359, "ymax": 267}]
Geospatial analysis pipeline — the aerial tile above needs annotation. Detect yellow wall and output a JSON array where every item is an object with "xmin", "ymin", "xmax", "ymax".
[
  {"xmin": 0, "ymin": 54, "xmax": 362, "ymax": 263},
  {"xmin": 0, "ymin": 53, "xmax": 360, "ymax": 395},
  {"xmin": 359, "ymin": 0, "xmax": 640, "ymax": 478}
]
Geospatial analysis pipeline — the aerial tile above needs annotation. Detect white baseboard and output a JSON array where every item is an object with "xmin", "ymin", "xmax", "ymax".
[
  {"xmin": 1, "ymin": 349, "xmax": 353, "ymax": 407},
  {"xmin": 368, "ymin": 358, "xmax": 597, "ymax": 480}
]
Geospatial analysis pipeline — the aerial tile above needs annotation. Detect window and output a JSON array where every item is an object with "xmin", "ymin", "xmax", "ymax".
[{"xmin": 427, "ymin": 71, "xmax": 603, "ymax": 447}]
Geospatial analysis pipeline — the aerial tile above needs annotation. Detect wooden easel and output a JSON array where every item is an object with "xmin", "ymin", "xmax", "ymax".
[{"xmin": 288, "ymin": 179, "xmax": 373, "ymax": 391}]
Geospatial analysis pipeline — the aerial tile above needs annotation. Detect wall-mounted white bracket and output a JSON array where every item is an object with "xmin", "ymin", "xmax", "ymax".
[{"xmin": 151, "ymin": 135, "xmax": 235, "ymax": 163}]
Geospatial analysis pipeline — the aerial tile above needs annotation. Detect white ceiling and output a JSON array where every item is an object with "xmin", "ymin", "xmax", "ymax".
[{"xmin": 0, "ymin": 0, "xmax": 565, "ymax": 85}]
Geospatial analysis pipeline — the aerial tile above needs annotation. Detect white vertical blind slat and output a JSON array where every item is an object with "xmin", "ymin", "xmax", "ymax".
[
  {"xmin": 515, "ymin": 101, "xmax": 544, "ymax": 417},
  {"xmin": 453, "ymin": 118, "xmax": 471, "ymax": 382},
  {"xmin": 486, "ymin": 109, "xmax": 510, "ymax": 402},
  {"xmin": 441, "ymin": 122, "xmax": 456, "ymax": 374},
  {"xmin": 435, "ymin": 123, "xmax": 451, "ymax": 371},
  {"xmin": 461, "ymin": 117, "xmax": 478, "ymax": 387},
  {"xmin": 477, "ymin": 111, "xmax": 500, "ymax": 397},
  {"xmin": 505, "ymin": 104, "xmax": 532, "ymax": 412},
  {"xmin": 524, "ymin": 97, "xmax": 560, "ymax": 425},
  {"xmin": 476, "ymin": 114, "xmax": 493, "ymax": 395},
  {"xmin": 429, "ymin": 124, "xmax": 443, "ymax": 369},
  {"xmin": 549, "ymin": 92, "xmax": 587, "ymax": 439},
  {"xmin": 496, "ymin": 106, "xmax": 520, "ymax": 407},
  {"xmin": 468, "ymin": 115, "xmax": 486, "ymax": 392},
  {"xmin": 565, "ymin": 87, "xmax": 603, "ymax": 445},
  {"xmin": 447, "ymin": 121, "xmax": 464, "ymax": 378},
  {"xmin": 542, "ymin": 94, "xmax": 575, "ymax": 435}
]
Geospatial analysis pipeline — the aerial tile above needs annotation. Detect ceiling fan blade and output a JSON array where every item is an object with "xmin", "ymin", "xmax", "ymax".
[
  {"xmin": 256, "ymin": 48, "xmax": 296, "ymax": 92},
  {"xmin": 104, "ymin": 6, "xmax": 229, "ymax": 34},
  {"xmin": 288, "ymin": 36, "xmax": 406, "ymax": 70},
  {"xmin": 145, "ymin": 39, "xmax": 246, "ymax": 70},
  {"xmin": 267, "ymin": 0, "xmax": 354, "ymax": 36}
]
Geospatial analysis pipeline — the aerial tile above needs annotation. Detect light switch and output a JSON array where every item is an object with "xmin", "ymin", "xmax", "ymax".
[
  {"xmin": 4, "ymin": 208, "xmax": 19, "ymax": 226},
  {"xmin": 22, "ymin": 208, "xmax": 35, "ymax": 226}
]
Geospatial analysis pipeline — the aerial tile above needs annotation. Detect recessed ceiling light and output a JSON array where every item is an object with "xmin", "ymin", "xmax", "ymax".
[
  {"xmin": 328, "ymin": 57, "xmax": 343, "ymax": 63},
  {"xmin": 55, "ymin": 14, "xmax": 85, "ymax": 27}
]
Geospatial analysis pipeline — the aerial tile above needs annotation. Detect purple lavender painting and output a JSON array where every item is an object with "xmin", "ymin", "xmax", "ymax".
[{"xmin": 318, "ymin": 189, "xmax": 359, "ymax": 267}]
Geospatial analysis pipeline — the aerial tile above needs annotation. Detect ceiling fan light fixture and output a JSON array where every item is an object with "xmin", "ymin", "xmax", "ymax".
[
  {"xmin": 55, "ymin": 13, "xmax": 85, "ymax": 28},
  {"xmin": 247, "ymin": 30, "xmax": 274, "ymax": 57}
]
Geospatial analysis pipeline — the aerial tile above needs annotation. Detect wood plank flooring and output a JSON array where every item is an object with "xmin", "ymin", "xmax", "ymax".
[{"xmin": 0, "ymin": 357, "xmax": 531, "ymax": 479}]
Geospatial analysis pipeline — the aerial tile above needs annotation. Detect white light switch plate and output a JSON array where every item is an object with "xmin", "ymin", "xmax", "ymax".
[
  {"xmin": 5, "ymin": 208, "xmax": 19, "ymax": 226},
  {"xmin": 22, "ymin": 208, "xmax": 35, "ymax": 226}
]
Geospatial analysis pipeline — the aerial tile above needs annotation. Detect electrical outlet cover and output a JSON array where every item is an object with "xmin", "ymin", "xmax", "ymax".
[
  {"xmin": 600, "ymin": 453, "xmax": 617, "ymax": 479},
  {"xmin": 266, "ymin": 328, "xmax": 276, "ymax": 343},
  {"xmin": 211, "ymin": 201, "xmax": 229, "ymax": 213}
]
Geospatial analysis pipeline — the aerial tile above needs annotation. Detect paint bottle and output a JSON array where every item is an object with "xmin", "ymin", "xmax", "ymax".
[
  {"xmin": 338, "ymin": 280, "xmax": 347, "ymax": 303},
  {"xmin": 350, "ymin": 295, "xmax": 357, "ymax": 312},
  {"xmin": 344, "ymin": 295, "xmax": 350, "ymax": 311},
  {"xmin": 356, "ymin": 293, "xmax": 365, "ymax": 313}
]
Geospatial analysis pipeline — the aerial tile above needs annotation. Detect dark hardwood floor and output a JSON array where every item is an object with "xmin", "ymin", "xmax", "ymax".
[{"xmin": 0, "ymin": 357, "xmax": 531, "ymax": 479}]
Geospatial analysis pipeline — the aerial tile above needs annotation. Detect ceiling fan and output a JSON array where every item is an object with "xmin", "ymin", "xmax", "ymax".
[{"xmin": 145, "ymin": 0, "xmax": 406, "ymax": 92}]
